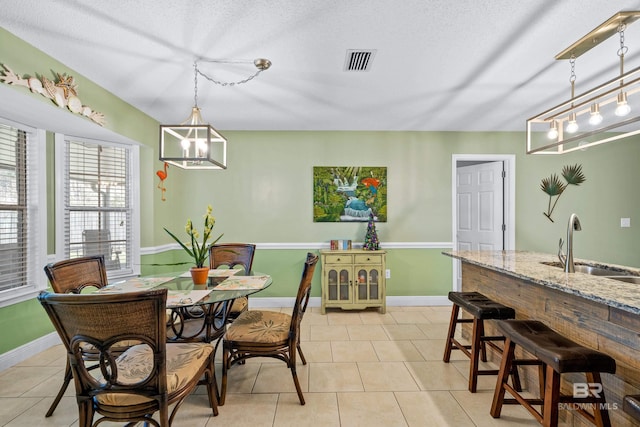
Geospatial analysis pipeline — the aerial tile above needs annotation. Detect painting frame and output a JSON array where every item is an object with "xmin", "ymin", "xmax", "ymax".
[{"xmin": 313, "ymin": 166, "xmax": 387, "ymax": 222}]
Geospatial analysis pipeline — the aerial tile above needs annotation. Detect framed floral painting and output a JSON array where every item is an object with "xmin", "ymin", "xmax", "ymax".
[{"xmin": 313, "ymin": 166, "xmax": 387, "ymax": 222}]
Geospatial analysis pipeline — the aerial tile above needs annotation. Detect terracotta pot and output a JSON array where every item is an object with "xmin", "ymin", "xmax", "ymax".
[{"xmin": 190, "ymin": 267, "xmax": 209, "ymax": 285}]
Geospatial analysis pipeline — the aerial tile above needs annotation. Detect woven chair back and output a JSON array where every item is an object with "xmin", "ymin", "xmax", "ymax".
[
  {"xmin": 44, "ymin": 255, "xmax": 108, "ymax": 294},
  {"xmin": 209, "ymin": 243, "xmax": 256, "ymax": 274}
]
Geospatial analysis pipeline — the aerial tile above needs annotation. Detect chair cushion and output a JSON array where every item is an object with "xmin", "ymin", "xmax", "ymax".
[
  {"xmin": 448, "ymin": 291, "xmax": 515, "ymax": 320},
  {"xmin": 225, "ymin": 310, "xmax": 291, "ymax": 344},
  {"xmin": 95, "ymin": 342, "xmax": 213, "ymax": 406},
  {"xmin": 229, "ymin": 296, "xmax": 248, "ymax": 314},
  {"xmin": 496, "ymin": 320, "xmax": 616, "ymax": 374},
  {"xmin": 623, "ymin": 395, "xmax": 640, "ymax": 421}
]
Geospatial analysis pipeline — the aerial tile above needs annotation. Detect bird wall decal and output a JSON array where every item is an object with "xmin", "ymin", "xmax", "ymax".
[{"xmin": 156, "ymin": 162, "xmax": 169, "ymax": 201}]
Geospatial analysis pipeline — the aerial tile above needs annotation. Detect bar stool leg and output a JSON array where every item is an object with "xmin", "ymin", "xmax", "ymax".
[
  {"xmin": 542, "ymin": 365, "xmax": 560, "ymax": 427},
  {"xmin": 510, "ymin": 362, "xmax": 523, "ymax": 392},
  {"xmin": 586, "ymin": 372, "xmax": 611, "ymax": 427},
  {"xmin": 469, "ymin": 317, "xmax": 483, "ymax": 392},
  {"xmin": 537, "ymin": 362, "xmax": 546, "ymax": 416},
  {"xmin": 478, "ymin": 319, "xmax": 488, "ymax": 363},
  {"xmin": 443, "ymin": 304, "xmax": 460, "ymax": 363},
  {"xmin": 490, "ymin": 338, "xmax": 515, "ymax": 418}
]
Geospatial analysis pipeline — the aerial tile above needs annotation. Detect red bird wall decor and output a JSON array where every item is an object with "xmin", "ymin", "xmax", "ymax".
[{"xmin": 156, "ymin": 162, "xmax": 169, "ymax": 201}]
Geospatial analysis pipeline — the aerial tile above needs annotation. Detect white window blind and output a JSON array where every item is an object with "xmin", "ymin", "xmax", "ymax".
[
  {"xmin": 63, "ymin": 139, "xmax": 133, "ymax": 276},
  {"xmin": 0, "ymin": 120, "xmax": 45, "ymax": 301},
  {"xmin": 0, "ymin": 124, "xmax": 28, "ymax": 292}
]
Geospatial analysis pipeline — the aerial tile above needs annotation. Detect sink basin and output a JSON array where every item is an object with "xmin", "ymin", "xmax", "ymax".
[
  {"xmin": 541, "ymin": 261, "xmax": 634, "ymax": 276},
  {"xmin": 572, "ymin": 265, "xmax": 621, "ymax": 276},
  {"xmin": 606, "ymin": 276, "xmax": 640, "ymax": 284}
]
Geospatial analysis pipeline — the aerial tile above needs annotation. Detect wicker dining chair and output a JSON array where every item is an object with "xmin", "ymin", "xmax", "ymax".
[
  {"xmin": 42, "ymin": 255, "xmax": 110, "ymax": 417},
  {"xmin": 220, "ymin": 252, "xmax": 319, "ymax": 405},
  {"xmin": 38, "ymin": 288, "xmax": 218, "ymax": 427},
  {"xmin": 44, "ymin": 255, "xmax": 108, "ymax": 294},
  {"xmin": 209, "ymin": 243, "xmax": 256, "ymax": 319}
]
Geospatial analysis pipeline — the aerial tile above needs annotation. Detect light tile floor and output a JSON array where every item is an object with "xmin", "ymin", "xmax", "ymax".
[{"xmin": 0, "ymin": 306, "xmax": 546, "ymax": 426}]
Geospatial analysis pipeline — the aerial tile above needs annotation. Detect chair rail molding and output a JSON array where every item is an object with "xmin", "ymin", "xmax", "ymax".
[{"xmin": 141, "ymin": 241, "xmax": 453, "ymax": 255}]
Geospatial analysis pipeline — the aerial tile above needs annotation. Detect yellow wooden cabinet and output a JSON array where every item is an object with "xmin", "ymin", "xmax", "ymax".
[{"xmin": 320, "ymin": 249, "xmax": 386, "ymax": 314}]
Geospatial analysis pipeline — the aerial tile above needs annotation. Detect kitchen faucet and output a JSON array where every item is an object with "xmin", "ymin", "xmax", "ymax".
[{"xmin": 563, "ymin": 213, "xmax": 582, "ymax": 273}]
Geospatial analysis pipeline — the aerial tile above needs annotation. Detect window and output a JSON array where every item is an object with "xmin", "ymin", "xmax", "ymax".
[
  {"xmin": 0, "ymin": 119, "xmax": 46, "ymax": 306},
  {"xmin": 56, "ymin": 136, "xmax": 139, "ymax": 278}
]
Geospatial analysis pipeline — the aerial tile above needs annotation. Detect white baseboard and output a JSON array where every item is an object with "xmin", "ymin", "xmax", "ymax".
[
  {"xmin": 1, "ymin": 296, "xmax": 450, "ymax": 372},
  {"xmin": 0, "ymin": 332, "xmax": 61, "ymax": 372},
  {"xmin": 249, "ymin": 296, "xmax": 451, "ymax": 308},
  {"xmin": 386, "ymin": 295, "xmax": 451, "ymax": 306}
]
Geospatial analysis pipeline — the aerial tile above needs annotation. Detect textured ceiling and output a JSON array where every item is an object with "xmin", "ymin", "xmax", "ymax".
[{"xmin": 2, "ymin": 0, "xmax": 640, "ymax": 132}]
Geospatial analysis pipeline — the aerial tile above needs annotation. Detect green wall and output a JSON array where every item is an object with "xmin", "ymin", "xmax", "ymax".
[
  {"xmin": 154, "ymin": 129, "xmax": 640, "ymax": 267},
  {"xmin": 1, "ymin": 27, "xmax": 639, "ymax": 356}
]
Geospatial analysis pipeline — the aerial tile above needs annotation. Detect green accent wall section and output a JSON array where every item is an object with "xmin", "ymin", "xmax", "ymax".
[
  {"xmin": 153, "ymin": 129, "xmax": 639, "ymax": 268},
  {"xmin": 516, "ymin": 138, "xmax": 640, "ymax": 267},
  {"xmin": 0, "ymin": 298, "xmax": 55, "ymax": 355},
  {"xmin": 384, "ymin": 249, "xmax": 452, "ymax": 296}
]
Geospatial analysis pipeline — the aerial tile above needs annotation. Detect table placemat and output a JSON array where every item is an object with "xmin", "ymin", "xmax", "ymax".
[
  {"xmin": 99, "ymin": 276, "xmax": 175, "ymax": 293},
  {"xmin": 212, "ymin": 275, "xmax": 270, "ymax": 291},
  {"xmin": 166, "ymin": 289, "xmax": 212, "ymax": 306}
]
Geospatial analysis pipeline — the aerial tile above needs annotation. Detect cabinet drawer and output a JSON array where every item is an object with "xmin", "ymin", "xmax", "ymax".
[
  {"xmin": 354, "ymin": 254, "xmax": 383, "ymax": 264},
  {"xmin": 324, "ymin": 254, "xmax": 353, "ymax": 264}
]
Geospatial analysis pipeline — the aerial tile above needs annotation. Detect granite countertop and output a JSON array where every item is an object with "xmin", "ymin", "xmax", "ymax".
[{"xmin": 443, "ymin": 250, "xmax": 640, "ymax": 315}]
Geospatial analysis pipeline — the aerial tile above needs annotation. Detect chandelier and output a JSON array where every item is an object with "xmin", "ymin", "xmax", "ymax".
[
  {"xmin": 159, "ymin": 58, "xmax": 271, "ymax": 169},
  {"xmin": 526, "ymin": 11, "xmax": 640, "ymax": 154}
]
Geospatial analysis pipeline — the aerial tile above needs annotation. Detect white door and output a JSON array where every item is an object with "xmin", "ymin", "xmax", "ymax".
[{"xmin": 455, "ymin": 161, "xmax": 505, "ymax": 287}]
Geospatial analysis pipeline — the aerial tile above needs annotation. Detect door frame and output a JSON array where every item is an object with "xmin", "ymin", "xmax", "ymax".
[{"xmin": 451, "ymin": 154, "xmax": 516, "ymax": 291}]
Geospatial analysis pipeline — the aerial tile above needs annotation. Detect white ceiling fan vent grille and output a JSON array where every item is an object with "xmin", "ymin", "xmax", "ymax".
[{"xmin": 344, "ymin": 49, "xmax": 377, "ymax": 72}]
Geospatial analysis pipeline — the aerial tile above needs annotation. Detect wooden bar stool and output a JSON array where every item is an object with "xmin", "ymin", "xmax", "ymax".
[
  {"xmin": 443, "ymin": 291, "xmax": 520, "ymax": 392},
  {"xmin": 491, "ymin": 320, "xmax": 616, "ymax": 427}
]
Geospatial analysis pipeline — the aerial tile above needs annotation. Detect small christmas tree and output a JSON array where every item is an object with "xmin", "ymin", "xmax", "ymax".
[{"xmin": 362, "ymin": 212, "xmax": 380, "ymax": 250}]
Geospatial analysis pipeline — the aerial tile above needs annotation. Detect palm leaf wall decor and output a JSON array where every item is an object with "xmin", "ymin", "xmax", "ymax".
[
  {"xmin": 561, "ymin": 164, "xmax": 586, "ymax": 186},
  {"xmin": 540, "ymin": 164, "xmax": 586, "ymax": 222}
]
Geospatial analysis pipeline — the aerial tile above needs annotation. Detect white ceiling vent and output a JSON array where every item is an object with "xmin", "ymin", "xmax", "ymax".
[{"xmin": 344, "ymin": 49, "xmax": 377, "ymax": 72}]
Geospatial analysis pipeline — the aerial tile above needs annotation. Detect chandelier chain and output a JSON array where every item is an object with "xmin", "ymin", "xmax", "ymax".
[
  {"xmin": 196, "ymin": 67, "xmax": 265, "ymax": 87},
  {"xmin": 569, "ymin": 55, "xmax": 576, "ymax": 84},
  {"xmin": 193, "ymin": 62, "xmax": 199, "ymax": 107},
  {"xmin": 618, "ymin": 23, "xmax": 628, "ymax": 57}
]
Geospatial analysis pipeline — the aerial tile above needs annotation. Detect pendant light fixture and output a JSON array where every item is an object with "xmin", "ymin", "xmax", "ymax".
[
  {"xmin": 159, "ymin": 58, "xmax": 271, "ymax": 169},
  {"xmin": 526, "ymin": 11, "xmax": 640, "ymax": 154}
]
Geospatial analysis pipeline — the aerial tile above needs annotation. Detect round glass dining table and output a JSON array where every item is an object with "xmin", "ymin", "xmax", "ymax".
[{"xmin": 106, "ymin": 270, "xmax": 272, "ymax": 345}]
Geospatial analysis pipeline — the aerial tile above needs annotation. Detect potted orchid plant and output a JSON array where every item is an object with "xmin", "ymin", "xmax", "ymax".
[{"xmin": 164, "ymin": 205, "xmax": 223, "ymax": 284}]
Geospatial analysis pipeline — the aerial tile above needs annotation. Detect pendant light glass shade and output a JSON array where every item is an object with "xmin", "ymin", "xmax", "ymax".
[
  {"xmin": 547, "ymin": 120, "xmax": 559, "ymax": 139},
  {"xmin": 588, "ymin": 104, "xmax": 603, "ymax": 125},
  {"xmin": 615, "ymin": 92, "xmax": 631, "ymax": 116},
  {"xmin": 566, "ymin": 113, "xmax": 579, "ymax": 133}
]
